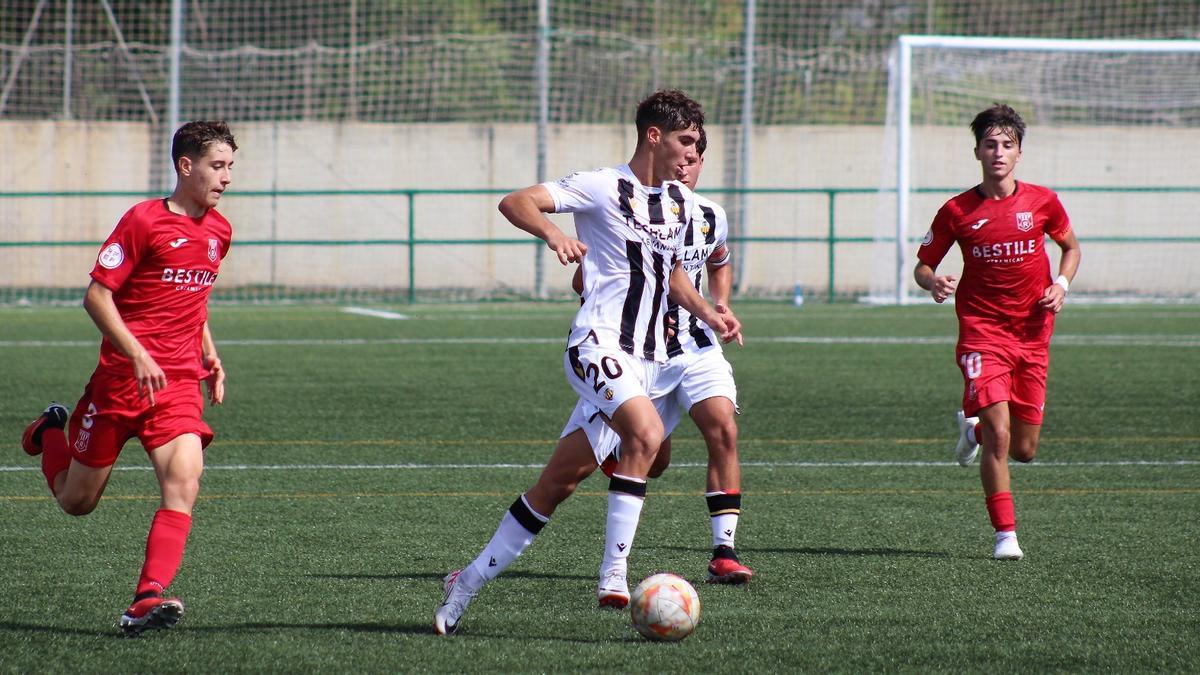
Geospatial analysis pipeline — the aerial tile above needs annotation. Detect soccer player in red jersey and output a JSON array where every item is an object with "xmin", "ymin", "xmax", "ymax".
[
  {"xmin": 20, "ymin": 121, "xmax": 236, "ymax": 634},
  {"xmin": 914, "ymin": 104, "xmax": 1081, "ymax": 561}
]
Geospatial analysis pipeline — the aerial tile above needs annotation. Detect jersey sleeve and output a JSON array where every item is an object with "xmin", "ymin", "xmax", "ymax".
[
  {"xmin": 708, "ymin": 201, "xmax": 731, "ymax": 266},
  {"xmin": 1042, "ymin": 192, "xmax": 1072, "ymax": 239},
  {"xmin": 90, "ymin": 206, "xmax": 149, "ymax": 291},
  {"xmin": 916, "ymin": 202, "xmax": 957, "ymax": 267},
  {"xmin": 542, "ymin": 170, "xmax": 606, "ymax": 214}
]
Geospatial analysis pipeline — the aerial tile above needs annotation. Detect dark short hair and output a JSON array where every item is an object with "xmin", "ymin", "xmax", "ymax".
[
  {"xmin": 635, "ymin": 90, "xmax": 705, "ymax": 145},
  {"xmin": 971, "ymin": 103, "xmax": 1026, "ymax": 147},
  {"xmin": 697, "ymin": 127, "xmax": 707, "ymax": 156},
  {"xmin": 172, "ymin": 120, "xmax": 237, "ymax": 170}
]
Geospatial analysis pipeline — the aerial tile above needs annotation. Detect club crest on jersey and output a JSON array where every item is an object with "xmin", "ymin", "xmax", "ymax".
[
  {"xmin": 700, "ymin": 223, "xmax": 711, "ymax": 236},
  {"xmin": 208, "ymin": 238, "xmax": 220, "ymax": 262},
  {"xmin": 604, "ymin": 388, "xmax": 614, "ymax": 401},
  {"xmin": 1015, "ymin": 212, "xmax": 1034, "ymax": 232},
  {"xmin": 670, "ymin": 203, "xmax": 681, "ymax": 216}
]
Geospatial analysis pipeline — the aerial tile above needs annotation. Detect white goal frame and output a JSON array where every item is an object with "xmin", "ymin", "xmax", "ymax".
[{"xmin": 886, "ymin": 34, "xmax": 1200, "ymax": 304}]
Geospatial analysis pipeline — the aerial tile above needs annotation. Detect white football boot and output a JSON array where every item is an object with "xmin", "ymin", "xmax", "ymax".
[
  {"xmin": 954, "ymin": 410, "xmax": 981, "ymax": 467},
  {"xmin": 434, "ymin": 566, "xmax": 483, "ymax": 635},
  {"xmin": 597, "ymin": 561, "xmax": 630, "ymax": 609},
  {"xmin": 993, "ymin": 532, "xmax": 1024, "ymax": 561}
]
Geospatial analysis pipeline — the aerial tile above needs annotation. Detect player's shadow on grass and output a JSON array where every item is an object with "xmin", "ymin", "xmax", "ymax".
[
  {"xmin": 648, "ymin": 544, "xmax": 949, "ymax": 558},
  {"xmin": 0, "ymin": 618, "xmax": 642, "ymax": 644},
  {"xmin": 0, "ymin": 622, "xmax": 109, "ymax": 638},
  {"xmin": 0, "ymin": 620, "xmax": 434, "ymax": 639},
  {"xmin": 188, "ymin": 621, "xmax": 435, "ymax": 636},
  {"xmin": 306, "ymin": 570, "xmax": 593, "ymax": 582},
  {"xmin": 753, "ymin": 546, "xmax": 949, "ymax": 558}
]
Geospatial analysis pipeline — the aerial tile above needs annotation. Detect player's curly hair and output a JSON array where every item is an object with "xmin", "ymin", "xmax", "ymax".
[
  {"xmin": 635, "ymin": 90, "xmax": 705, "ymax": 145},
  {"xmin": 171, "ymin": 120, "xmax": 237, "ymax": 171},
  {"xmin": 971, "ymin": 103, "xmax": 1026, "ymax": 147}
]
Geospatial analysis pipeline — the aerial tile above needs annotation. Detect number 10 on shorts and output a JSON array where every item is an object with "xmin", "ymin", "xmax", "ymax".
[{"xmin": 960, "ymin": 352, "xmax": 982, "ymax": 379}]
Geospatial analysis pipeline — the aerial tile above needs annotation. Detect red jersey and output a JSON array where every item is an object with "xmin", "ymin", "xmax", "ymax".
[
  {"xmin": 918, "ymin": 182, "xmax": 1071, "ymax": 344},
  {"xmin": 90, "ymin": 199, "xmax": 232, "ymax": 379}
]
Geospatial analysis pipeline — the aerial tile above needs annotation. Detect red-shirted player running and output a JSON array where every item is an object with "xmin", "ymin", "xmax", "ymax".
[
  {"xmin": 20, "ymin": 121, "xmax": 236, "ymax": 635},
  {"xmin": 914, "ymin": 104, "xmax": 1081, "ymax": 561}
]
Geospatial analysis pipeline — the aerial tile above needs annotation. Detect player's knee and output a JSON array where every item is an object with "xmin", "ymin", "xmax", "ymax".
[
  {"xmin": 985, "ymin": 425, "xmax": 1011, "ymax": 451},
  {"xmin": 1011, "ymin": 439, "xmax": 1038, "ymax": 463},
  {"xmin": 162, "ymin": 476, "xmax": 201, "ymax": 505},
  {"xmin": 701, "ymin": 417, "xmax": 738, "ymax": 455},
  {"xmin": 58, "ymin": 493, "xmax": 99, "ymax": 517},
  {"xmin": 624, "ymin": 425, "xmax": 664, "ymax": 458}
]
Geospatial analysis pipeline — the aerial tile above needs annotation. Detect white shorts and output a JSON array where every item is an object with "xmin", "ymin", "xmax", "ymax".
[
  {"xmin": 567, "ymin": 347, "xmax": 737, "ymax": 467},
  {"xmin": 670, "ymin": 347, "xmax": 739, "ymax": 412},
  {"xmin": 563, "ymin": 342, "xmax": 658, "ymax": 420},
  {"xmin": 561, "ymin": 394, "xmax": 681, "ymax": 467}
]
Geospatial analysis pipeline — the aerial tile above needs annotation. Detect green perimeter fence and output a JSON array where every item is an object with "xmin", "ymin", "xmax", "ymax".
[{"xmin": 3, "ymin": 186, "xmax": 1198, "ymax": 304}]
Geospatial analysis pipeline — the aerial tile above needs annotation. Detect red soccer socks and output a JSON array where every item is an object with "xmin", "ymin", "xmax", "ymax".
[
  {"xmin": 985, "ymin": 491, "xmax": 1016, "ymax": 532},
  {"xmin": 134, "ymin": 509, "xmax": 193, "ymax": 599}
]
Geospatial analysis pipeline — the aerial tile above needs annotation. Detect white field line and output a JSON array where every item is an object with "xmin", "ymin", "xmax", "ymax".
[
  {"xmin": 3, "ymin": 334, "xmax": 1200, "ymax": 348},
  {"xmin": 1, "ymin": 459, "xmax": 1196, "ymax": 473},
  {"xmin": 342, "ymin": 307, "xmax": 409, "ymax": 320}
]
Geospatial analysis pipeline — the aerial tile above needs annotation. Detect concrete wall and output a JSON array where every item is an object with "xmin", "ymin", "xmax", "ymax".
[{"xmin": 2, "ymin": 121, "xmax": 1197, "ymax": 297}]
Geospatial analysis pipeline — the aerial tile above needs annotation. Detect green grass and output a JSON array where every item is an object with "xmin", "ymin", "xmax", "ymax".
[{"xmin": 1, "ymin": 302, "xmax": 1197, "ymax": 672}]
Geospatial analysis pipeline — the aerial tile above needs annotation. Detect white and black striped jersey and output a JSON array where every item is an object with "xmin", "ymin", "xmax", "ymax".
[
  {"xmin": 662, "ymin": 193, "xmax": 730, "ymax": 356},
  {"xmin": 543, "ymin": 164, "xmax": 694, "ymax": 363}
]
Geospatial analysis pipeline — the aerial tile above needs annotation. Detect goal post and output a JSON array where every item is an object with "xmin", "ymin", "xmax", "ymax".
[{"xmin": 871, "ymin": 35, "xmax": 1200, "ymax": 305}]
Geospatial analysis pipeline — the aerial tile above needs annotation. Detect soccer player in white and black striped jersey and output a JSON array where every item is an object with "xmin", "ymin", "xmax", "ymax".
[
  {"xmin": 576, "ymin": 127, "xmax": 753, "ymax": 584},
  {"xmin": 434, "ymin": 91, "xmax": 741, "ymax": 635}
]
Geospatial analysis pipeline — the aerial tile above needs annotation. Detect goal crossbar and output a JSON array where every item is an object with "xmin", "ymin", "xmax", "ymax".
[{"xmin": 887, "ymin": 35, "xmax": 1200, "ymax": 304}]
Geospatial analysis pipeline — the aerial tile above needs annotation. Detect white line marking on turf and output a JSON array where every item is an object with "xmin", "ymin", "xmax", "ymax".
[
  {"xmin": 3, "ymin": 335, "xmax": 1199, "ymax": 348},
  {"xmin": 342, "ymin": 307, "xmax": 409, "ymax": 320},
  {"xmin": 1, "ymin": 459, "xmax": 1196, "ymax": 472}
]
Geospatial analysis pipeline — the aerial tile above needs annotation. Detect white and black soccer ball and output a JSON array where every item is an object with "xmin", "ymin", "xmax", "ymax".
[{"xmin": 629, "ymin": 573, "xmax": 701, "ymax": 641}]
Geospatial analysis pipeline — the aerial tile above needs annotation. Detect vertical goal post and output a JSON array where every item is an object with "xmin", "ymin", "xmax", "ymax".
[{"xmin": 885, "ymin": 35, "xmax": 1200, "ymax": 305}]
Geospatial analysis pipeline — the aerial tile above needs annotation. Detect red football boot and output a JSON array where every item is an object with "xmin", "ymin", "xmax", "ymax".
[
  {"xmin": 707, "ymin": 545, "xmax": 753, "ymax": 584},
  {"xmin": 119, "ymin": 595, "xmax": 185, "ymax": 637},
  {"xmin": 20, "ymin": 403, "xmax": 68, "ymax": 456}
]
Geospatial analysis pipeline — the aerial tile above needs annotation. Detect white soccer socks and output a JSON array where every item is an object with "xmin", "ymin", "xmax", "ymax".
[{"xmin": 470, "ymin": 495, "xmax": 548, "ymax": 581}]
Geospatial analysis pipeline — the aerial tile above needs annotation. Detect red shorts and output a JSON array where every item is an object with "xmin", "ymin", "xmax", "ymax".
[
  {"xmin": 956, "ymin": 340, "xmax": 1049, "ymax": 425},
  {"xmin": 68, "ymin": 369, "xmax": 214, "ymax": 468}
]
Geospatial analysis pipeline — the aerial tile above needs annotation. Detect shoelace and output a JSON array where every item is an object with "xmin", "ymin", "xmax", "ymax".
[
  {"xmin": 599, "ymin": 570, "xmax": 627, "ymax": 591},
  {"xmin": 444, "ymin": 573, "xmax": 479, "ymax": 609}
]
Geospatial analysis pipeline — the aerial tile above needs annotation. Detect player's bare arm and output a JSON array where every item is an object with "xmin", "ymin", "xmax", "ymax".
[
  {"xmin": 571, "ymin": 265, "xmax": 584, "ymax": 296},
  {"xmin": 1038, "ymin": 229, "xmax": 1082, "ymax": 314},
  {"xmin": 914, "ymin": 262, "xmax": 958, "ymax": 303},
  {"xmin": 201, "ymin": 322, "xmax": 225, "ymax": 405},
  {"xmin": 706, "ymin": 246, "xmax": 733, "ymax": 311},
  {"xmin": 499, "ymin": 185, "xmax": 587, "ymax": 265},
  {"xmin": 82, "ymin": 280, "xmax": 167, "ymax": 405},
  {"xmin": 668, "ymin": 266, "xmax": 742, "ymax": 345}
]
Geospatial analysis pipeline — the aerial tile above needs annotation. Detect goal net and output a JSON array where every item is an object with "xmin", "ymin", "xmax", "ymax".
[{"xmin": 869, "ymin": 35, "xmax": 1200, "ymax": 304}]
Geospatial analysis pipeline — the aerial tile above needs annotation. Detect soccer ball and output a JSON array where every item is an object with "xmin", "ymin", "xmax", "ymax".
[{"xmin": 629, "ymin": 573, "xmax": 701, "ymax": 641}]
